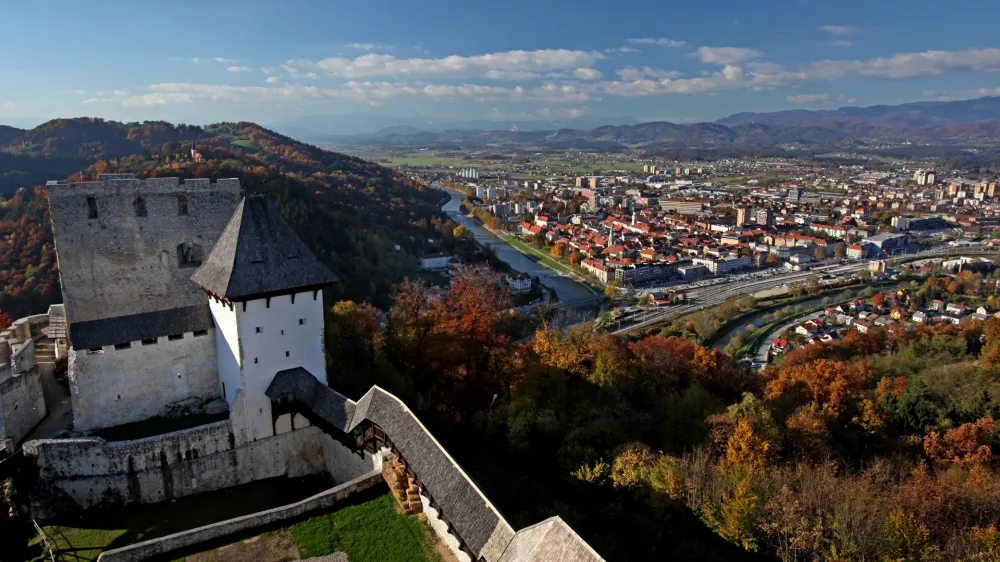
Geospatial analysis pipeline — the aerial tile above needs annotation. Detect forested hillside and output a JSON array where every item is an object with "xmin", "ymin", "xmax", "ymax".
[
  {"xmin": 327, "ymin": 267, "xmax": 1000, "ymax": 561},
  {"xmin": 0, "ymin": 118, "xmax": 471, "ymax": 318}
]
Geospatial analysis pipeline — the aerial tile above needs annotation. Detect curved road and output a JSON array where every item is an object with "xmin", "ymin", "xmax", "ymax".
[{"xmin": 439, "ymin": 189, "xmax": 597, "ymax": 304}]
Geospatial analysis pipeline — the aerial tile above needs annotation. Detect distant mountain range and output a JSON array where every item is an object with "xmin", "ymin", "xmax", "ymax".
[{"xmin": 309, "ymin": 96, "xmax": 1000, "ymax": 153}]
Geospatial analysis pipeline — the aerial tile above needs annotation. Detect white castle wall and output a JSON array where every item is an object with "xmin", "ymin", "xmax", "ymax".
[
  {"xmin": 210, "ymin": 299, "xmax": 241, "ymax": 404},
  {"xmin": 69, "ymin": 329, "xmax": 219, "ymax": 431},
  {"xmin": 210, "ymin": 290, "xmax": 327, "ymax": 442},
  {"xmin": 24, "ymin": 421, "xmax": 380, "ymax": 510}
]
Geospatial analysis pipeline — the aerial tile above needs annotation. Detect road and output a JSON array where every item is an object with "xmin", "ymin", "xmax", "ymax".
[
  {"xmin": 439, "ymin": 188, "xmax": 598, "ymax": 307},
  {"xmin": 612, "ymin": 243, "xmax": 998, "ymax": 335},
  {"xmin": 755, "ymin": 311, "xmax": 825, "ymax": 363}
]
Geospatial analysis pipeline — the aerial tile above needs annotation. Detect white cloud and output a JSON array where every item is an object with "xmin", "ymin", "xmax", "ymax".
[
  {"xmin": 819, "ymin": 25, "xmax": 855, "ymax": 35},
  {"xmin": 213, "ymin": 57, "xmax": 238, "ymax": 63},
  {"xmin": 74, "ymin": 89, "xmax": 85, "ymax": 95},
  {"xmin": 82, "ymin": 98, "xmax": 114, "ymax": 105},
  {"xmin": 695, "ymin": 46, "xmax": 762, "ymax": 64},
  {"xmin": 113, "ymin": 90, "xmax": 127, "ymax": 96},
  {"xmin": 227, "ymin": 66, "xmax": 253, "ymax": 73},
  {"xmin": 530, "ymin": 83, "xmax": 593, "ymax": 102},
  {"xmin": 619, "ymin": 47, "xmax": 639, "ymax": 54},
  {"xmin": 925, "ymin": 86, "xmax": 1000, "ymax": 101},
  {"xmin": 346, "ymin": 42, "xmax": 391, "ymax": 51},
  {"xmin": 787, "ymin": 93, "xmax": 833, "ymax": 104},
  {"xmin": 303, "ymin": 72, "xmax": 318, "ymax": 80},
  {"xmin": 287, "ymin": 49, "xmax": 604, "ymax": 80},
  {"xmin": 573, "ymin": 67, "xmax": 604, "ymax": 80},
  {"xmin": 566, "ymin": 108, "xmax": 586, "ymax": 118},
  {"xmin": 1, "ymin": 102, "xmax": 14, "ymax": 108},
  {"xmin": 615, "ymin": 67, "xmax": 682, "ymax": 81},
  {"xmin": 265, "ymin": 76, "xmax": 281, "ymax": 84},
  {"xmin": 627, "ymin": 38, "xmax": 686, "ymax": 48},
  {"xmin": 191, "ymin": 57, "xmax": 200, "ymax": 64},
  {"xmin": 536, "ymin": 107, "xmax": 552, "ymax": 117},
  {"xmin": 827, "ymin": 40, "xmax": 854, "ymax": 47}
]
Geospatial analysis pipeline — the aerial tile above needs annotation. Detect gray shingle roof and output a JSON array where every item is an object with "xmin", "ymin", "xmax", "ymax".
[
  {"xmin": 265, "ymin": 369, "xmax": 604, "ymax": 562},
  {"xmin": 500, "ymin": 517, "xmax": 605, "ymax": 562},
  {"xmin": 265, "ymin": 367, "xmax": 355, "ymax": 431},
  {"xmin": 349, "ymin": 387, "xmax": 516, "ymax": 561},
  {"xmin": 191, "ymin": 194, "xmax": 337, "ymax": 300},
  {"xmin": 69, "ymin": 305, "xmax": 213, "ymax": 350}
]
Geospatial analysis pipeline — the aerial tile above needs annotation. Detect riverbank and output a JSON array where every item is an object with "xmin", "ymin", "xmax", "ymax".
[{"xmin": 437, "ymin": 186, "xmax": 600, "ymax": 312}]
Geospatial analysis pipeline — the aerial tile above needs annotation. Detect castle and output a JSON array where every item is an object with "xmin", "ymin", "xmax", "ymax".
[{"xmin": 0, "ymin": 174, "xmax": 602, "ymax": 561}]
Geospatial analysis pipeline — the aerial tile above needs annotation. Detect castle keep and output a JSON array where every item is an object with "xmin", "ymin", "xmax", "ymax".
[{"xmin": 3, "ymin": 174, "xmax": 602, "ymax": 561}]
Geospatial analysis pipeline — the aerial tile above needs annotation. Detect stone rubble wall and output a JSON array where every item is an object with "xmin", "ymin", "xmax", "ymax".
[
  {"xmin": 47, "ymin": 175, "xmax": 241, "ymax": 326},
  {"xmin": 24, "ymin": 421, "xmax": 380, "ymax": 511}
]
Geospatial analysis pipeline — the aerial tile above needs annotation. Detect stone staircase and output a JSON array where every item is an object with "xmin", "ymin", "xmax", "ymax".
[
  {"xmin": 35, "ymin": 338, "xmax": 57, "ymax": 375},
  {"xmin": 382, "ymin": 456, "xmax": 423, "ymax": 514}
]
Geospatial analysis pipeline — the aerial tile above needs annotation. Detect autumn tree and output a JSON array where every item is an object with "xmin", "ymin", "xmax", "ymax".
[{"xmin": 924, "ymin": 415, "xmax": 997, "ymax": 466}]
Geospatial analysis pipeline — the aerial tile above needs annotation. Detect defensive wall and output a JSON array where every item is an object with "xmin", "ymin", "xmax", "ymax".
[{"xmin": 24, "ymin": 414, "xmax": 380, "ymax": 514}]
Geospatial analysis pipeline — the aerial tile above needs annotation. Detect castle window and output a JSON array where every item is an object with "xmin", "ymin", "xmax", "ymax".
[
  {"xmin": 87, "ymin": 347, "xmax": 104, "ymax": 354},
  {"xmin": 114, "ymin": 342, "xmax": 131, "ymax": 350},
  {"xmin": 254, "ymin": 357, "xmax": 258, "ymax": 364},
  {"xmin": 285, "ymin": 351, "xmax": 290, "ymax": 357},
  {"xmin": 177, "ymin": 195, "xmax": 189, "ymax": 216},
  {"xmin": 133, "ymin": 196, "xmax": 147, "ymax": 217},
  {"xmin": 168, "ymin": 334, "xmax": 183, "ymax": 341},
  {"xmin": 86, "ymin": 197, "xmax": 98, "ymax": 219},
  {"xmin": 141, "ymin": 338, "xmax": 157, "ymax": 346},
  {"xmin": 298, "ymin": 318, "xmax": 306, "ymax": 325},
  {"xmin": 280, "ymin": 329, "xmax": 284, "ymax": 335},
  {"xmin": 193, "ymin": 329, "xmax": 207, "ymax": 337},
  {"xmin": 176, "ymin": 242, "xmax": 204, "ymax": 268}
]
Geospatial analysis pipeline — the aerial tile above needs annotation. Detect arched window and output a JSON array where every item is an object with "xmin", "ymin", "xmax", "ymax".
[{"xmin": 177, "ymin": 241, "xmax": 204, "ymax": 268}]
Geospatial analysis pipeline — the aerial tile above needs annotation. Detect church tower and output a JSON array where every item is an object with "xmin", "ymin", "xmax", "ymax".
[{"xmin": 191, "ymin": 190, "xmax": 337, "ymax": 442}]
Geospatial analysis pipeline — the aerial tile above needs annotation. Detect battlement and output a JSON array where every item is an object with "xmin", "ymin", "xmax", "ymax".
[{"xmin": 47, "ymin": 174, "xmax": 241, "ymax": 199}]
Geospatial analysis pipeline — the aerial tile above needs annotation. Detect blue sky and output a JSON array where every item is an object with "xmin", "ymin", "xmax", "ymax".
[{"xmin": 3, "ymin": 0, "xmax": 1000, "ymax": 132}]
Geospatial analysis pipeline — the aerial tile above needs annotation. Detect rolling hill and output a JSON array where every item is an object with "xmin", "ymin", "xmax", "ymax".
[
  {"xmin": 0, "ymin": 118, "xmax": 473, "ymax": 321},
  {"xmin": 319, "ymin": 96, "xmax": 1000, "ymax": 152}
]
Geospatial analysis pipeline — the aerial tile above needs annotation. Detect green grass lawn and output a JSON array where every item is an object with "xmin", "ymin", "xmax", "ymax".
[
  {"xmin": 280, "ymin": 490, "xmax": 440, "ymax": 562},
  {"xmin": 25, "ymin": 475, "xmax": 333, "ymax": 562}
]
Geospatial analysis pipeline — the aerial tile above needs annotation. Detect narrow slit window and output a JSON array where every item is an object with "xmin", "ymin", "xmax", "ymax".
[
  {"xmin": 177, "ymin": 194, "xmax": 189, "ymax": 216},
  {"xmin": 86, "ymin": 197, "xmax": 98, "ymax": 219},
  {"xmin": 133, "ymin": 197, "xmax": 147, "ymax": 217}
]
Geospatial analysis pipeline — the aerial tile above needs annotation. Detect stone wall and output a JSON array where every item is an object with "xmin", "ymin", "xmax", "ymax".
[
  {"xmin": 24, "ymin": 421, "xmax": 380, "ymax": 511},
  {"xmin": 95, "ymin": 471, "xmax": 383, "ymax": 562},
  {"xmin": 46, "ymin": 175, "xmax": 241, "ymax": 326},
  {"xmin": 0, "ymin": 367, "xmax": 46, "ymax": 443},
  {"xmin": 68, "ymin": 328, "xmax": 220, "ymax": 431}
]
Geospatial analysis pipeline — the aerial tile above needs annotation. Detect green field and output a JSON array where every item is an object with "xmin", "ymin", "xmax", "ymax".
[{"xmin": 230, "ymin": 139, "xmax": 261, "ymax": 152}]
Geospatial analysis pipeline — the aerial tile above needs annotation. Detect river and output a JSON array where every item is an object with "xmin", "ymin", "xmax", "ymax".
[
  {"xmin": 439, "ymin": 188, "xmax": 598, "ymax": 308},
  {"xmin": 710, "ymin": 285, "xmax": 878, "ymax": 350}
]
